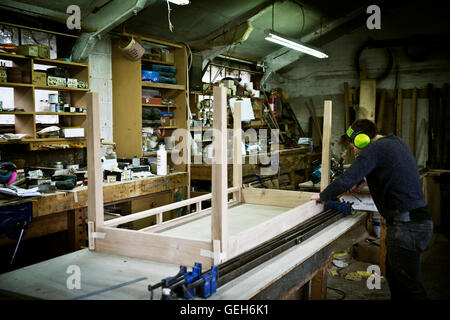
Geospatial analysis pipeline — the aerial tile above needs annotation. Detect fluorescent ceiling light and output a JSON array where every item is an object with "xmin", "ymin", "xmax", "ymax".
[
  {"xmin": 167, "ymin": 0, "xmax": 190, "ymax": 5},
  {"xmin": 264, "ymin": 29, "xmax": 328, "ymax": 59}
]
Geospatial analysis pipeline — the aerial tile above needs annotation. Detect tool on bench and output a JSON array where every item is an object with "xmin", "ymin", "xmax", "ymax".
[
  {"xmin": 148, "ymin": 263, "xmax": 218, "ymax": 300},
  {"xmin": 0, "ymin": 201, "xmax": 32, "ymax": 265},
  {"xmin": 0, "ymin": 162, "xmax": 17, "ymax": 186},
  {"xmin": 149, "ymin": 201, "xmax": 354, "ymax": 300}
]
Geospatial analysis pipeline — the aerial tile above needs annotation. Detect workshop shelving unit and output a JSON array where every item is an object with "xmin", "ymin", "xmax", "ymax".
[
  {"xmin": 112, "ymin": 34, "xmax": 188, "ymax": 173},
  {"xmin": 0, "ymin": 52, "xmax": 89, "ymax": 150}
]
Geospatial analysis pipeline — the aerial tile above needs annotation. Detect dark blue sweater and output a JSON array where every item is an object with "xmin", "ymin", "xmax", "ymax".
[{"xmin": 320, "ymin": 134, "xmax": 427, "ymax": 218}]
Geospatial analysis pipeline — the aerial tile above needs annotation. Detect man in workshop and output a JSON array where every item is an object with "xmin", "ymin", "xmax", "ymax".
[{"xmin": 311, "ymin": 119, "xmax": 433, "ymax": 300}]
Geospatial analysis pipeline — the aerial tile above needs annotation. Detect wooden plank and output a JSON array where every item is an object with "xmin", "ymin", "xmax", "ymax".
[
  {"xmin": 227, "ymin": 200, "xmax": 324, "ymax": 259},
  {"xmin": 211, "ymin": 86, "xmax": 228, "ymax": 260},
  {"xmin": 241, "ymin": 188, "xmax": 315, "ymax": 208},
  {"xmin": 233, "ymin": 101, "xmax": 242, "ymax": 202},
  {"xmin": 310, "ymin": 263, "xmax": 329, "ymax": 300},
  {"xmin": 396, "ymin": 88, "xmax": 403, "ymax": 137},
  {"xmin": 86, "ymin": 92, "xmax": 104, "ymax": 249},
  {"xmin": 104, "ymin": 186, "xmax": 239, "ymax": 227},
  {"xmin": 96, "ymin": 226, "xmax": 213, "ymax": 268},
  {"xmin": 321, "ymin": 101, "xmax": 332, "ymax": 191},
  {"xmin": 214, "ymin": 212, "xmax": 367, "ymax": 299},
  {"xmin": 410, "ymin": 88, "xmax": 417, "ymax": 156},
  {"xmin": 358, "ymin": 79, "xmax": 376, "ymax": 121}
]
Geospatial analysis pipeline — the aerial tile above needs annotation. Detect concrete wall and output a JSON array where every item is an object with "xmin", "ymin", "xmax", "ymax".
[
  {"xmin": 89, "ymin": 36, "xmax": 114, "ymax": 143},
  {"xmin": 266, "ymin": 2, "xmax": 450, "ymax": 166}
]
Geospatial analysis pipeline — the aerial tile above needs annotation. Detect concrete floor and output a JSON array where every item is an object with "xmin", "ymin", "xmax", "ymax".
[{"xmin": 325, "ymin": 232, "xmax": 450, "ymax": 300}]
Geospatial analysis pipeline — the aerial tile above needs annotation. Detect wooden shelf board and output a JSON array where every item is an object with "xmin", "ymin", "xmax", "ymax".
[
  {"xmin": 142, "ymin": 82, "xmax": 184, "ymax": 90},
  {"xmin": 33, "ymin": 58, "xmax": 89, "ymax": 68},
  {"xmin": 142, "ymin": 104, "xmax": 176, "ymax": 108},
  {"xmin": 31, "ymin": 137, "xmax": 87, "ymax": 142},
  {"xmin": 35, "ymin": 112, "xmax": 87, "ymax": 116},
  {"xmin": 141, "ymin": 58, "xmax": 174, "ymax": 66},
  {"xmin": 0, "ymin": 52, "xmax": 29, "ymax": 60},
  {"xmin": 0, "ymin": 111, "xmax": 34, "ymax": 115},
  {"xmin": 0, "ymin": 82, "xmax": 33, "ymax": 88},
  {"xmin": 34, "ymin": 85, "xmax": 89, "ymax": 92}
]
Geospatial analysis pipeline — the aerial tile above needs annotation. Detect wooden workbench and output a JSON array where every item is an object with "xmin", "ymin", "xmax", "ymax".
[
  {"xmin": 0, "ymin": 212, "xmax": 366, "ymax": 300},
  {"xmin": 191, "ymin": 148, "xmax": 320, "ymax": 187},
  {"xmin": 0, "ymin": 172, "xmax": 189, "ymax": 251}
]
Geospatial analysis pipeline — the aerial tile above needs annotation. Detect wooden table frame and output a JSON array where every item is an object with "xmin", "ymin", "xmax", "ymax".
[{"xmin": 87, "ymin": 90, "xmax": 331, "ymax": 269}]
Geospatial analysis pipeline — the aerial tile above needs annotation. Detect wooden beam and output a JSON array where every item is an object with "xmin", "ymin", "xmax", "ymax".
[
  {"xmin": 358, "ymin": 79, "xmax": 376, "ymax": 121},
  {"xmin": 86, "ymin": 92, "xmax": 104, "ymax": 250},
  {"xmin": 321, "ymin": 101, "xmax": 332, "ymax": 191},
  {"xmin": 227, "ymin": 200, "xmax": 324, "ymax": 259},
  {"xmin": 211, "ymin": 86, "xmax": 228, "ymax": 260},
  {"xmin": 241, "ymin": 188, "xmax": 314, "ymax": 208},
  {"xmin": 96, "ymin": 226, "xmax": 213, "ymax": 268},
  {"xmin": 233, "ymin": 101, "xmax": 242, "ymax": 202}
]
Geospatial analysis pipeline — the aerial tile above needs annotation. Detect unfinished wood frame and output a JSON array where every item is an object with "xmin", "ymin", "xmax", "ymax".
[{"xmin": 87, "ymin": 88, "xmax": 324, "ymax": 269}]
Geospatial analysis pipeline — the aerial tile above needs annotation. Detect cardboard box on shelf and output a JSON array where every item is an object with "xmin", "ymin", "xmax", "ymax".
[
  {"xmin": 60, "ymin": 127, "xmax": 85, "ymax": 138},
  {"xmin": 142, "ymin": 97, "xmax": 162, "ymax": 105},
  {"xmin": 16, "ymin": 45, "xmax": 39, "ymax": 57},
  {"xmin": 32, "ymin": 71, "xmax": 47, "ymax": 86},
  {"xmin": 355, "ymin": 239, "xmax": 380, "ymax": 265},
  {"xmin": 161, "ymin": 52, "xmax": 174, "ymax": 64}
]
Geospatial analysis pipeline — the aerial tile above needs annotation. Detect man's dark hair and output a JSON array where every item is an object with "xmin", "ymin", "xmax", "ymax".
[{"xmin": 341, "ymin": 119, "xmax": 378, "ymax": 146}]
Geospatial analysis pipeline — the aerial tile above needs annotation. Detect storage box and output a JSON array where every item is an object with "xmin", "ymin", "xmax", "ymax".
[
  {"xmin": 47, "ymin": 76, "xmax": 64, "ymax": 87},
  {"xmin": 32, "ymin": 71, "xmax": 47, "ymax": 86},
  {"xmin": 161, "ymin": 52, "xmax": 174, "ymax": 64},
  {"xmin": 60, "ymin": 127, "xmax": 85, "ymax": 138},
  {"xmin": 37, "ymin": 44, "xmax": 50, "ymax": 59},
  {"xmin": 16, "ymin": 45, "xmax": 39, "ymax": 57},
  {"xmin": 142, "ymin": 97, "xmax": 162, "ymax": 105},
  {"xmin": 355, "ymin": 239, "xmax": 380, "ymax": 265},
  {"xmin": 142, "ymin": 70, "xmax": 159, "ymax": 82},
  {"xmin": 78, "ymin": 81, "xmax": 89, "ymax": 89}
]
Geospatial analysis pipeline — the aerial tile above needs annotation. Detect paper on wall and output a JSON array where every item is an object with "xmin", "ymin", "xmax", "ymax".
[{"xmin": 229, "ymin": 98, "xmax": 255, "ymax": 121}]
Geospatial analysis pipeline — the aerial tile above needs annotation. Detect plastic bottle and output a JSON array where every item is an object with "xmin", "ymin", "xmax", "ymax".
[{"xmin": 157, "ymin": 143, "xmax": 167, "ymax": 176}]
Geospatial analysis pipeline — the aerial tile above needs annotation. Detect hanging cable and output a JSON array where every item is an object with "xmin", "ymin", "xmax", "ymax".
[
  {"xmin": 299, "ymin": 4, "xmax": 305, "ymax": 36},
  {"xmin": 166, "ymin": 0, "xmax": 174, "ymax": 32}
]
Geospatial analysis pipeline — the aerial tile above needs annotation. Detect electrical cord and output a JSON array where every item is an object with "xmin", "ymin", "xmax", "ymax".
[{"xmin": 355, "ymin": 38, "xmax": 393, "ymax": 81}]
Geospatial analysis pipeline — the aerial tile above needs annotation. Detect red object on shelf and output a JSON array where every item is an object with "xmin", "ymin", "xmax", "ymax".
[{"xmin": 142, "ymin": 97, "xmax": 162, "ymax": 105}]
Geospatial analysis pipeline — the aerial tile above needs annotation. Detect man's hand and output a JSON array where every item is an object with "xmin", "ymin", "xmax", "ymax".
[{"xmin": 310, "ymin": 194, "xmax": 321, "ymax": 202}]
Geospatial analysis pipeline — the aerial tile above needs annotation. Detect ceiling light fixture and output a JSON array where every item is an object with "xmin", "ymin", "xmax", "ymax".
[
  {"xmin": 264, "ymin": 29, "xmax": 328, "ymax": 59},
  {"xmin": 167, "ymin": 0, "xmax": 190, "ymax": 5}
]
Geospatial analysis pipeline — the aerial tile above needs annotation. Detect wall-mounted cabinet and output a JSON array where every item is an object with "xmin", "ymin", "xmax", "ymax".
[
  {"xmin": 112, "ymin": 34, "xmax": 188, "ymax": 173},
  {"xmin": 0, "ymin": 52, "xmax": 89, "ymax": 149}
]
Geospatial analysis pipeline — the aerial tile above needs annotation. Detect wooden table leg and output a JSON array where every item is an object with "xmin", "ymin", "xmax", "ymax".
[
  {"xmin": 310, "ymin": 264, "xmax": 328, "ymax": 300},
  {"xmin": 67, "ymin": 208, "xmax": 87, "ymax": 251}
]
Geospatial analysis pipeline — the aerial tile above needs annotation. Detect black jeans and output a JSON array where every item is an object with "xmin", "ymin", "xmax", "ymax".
[{"xmin": 385, "ymin": 219, "xmax": 433, "ymax": 300}]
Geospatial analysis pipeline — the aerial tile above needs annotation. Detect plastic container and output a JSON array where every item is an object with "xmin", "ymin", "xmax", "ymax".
[{"xmin": 157, "ymin": 144, "xmax": 167, "ymax": 176}]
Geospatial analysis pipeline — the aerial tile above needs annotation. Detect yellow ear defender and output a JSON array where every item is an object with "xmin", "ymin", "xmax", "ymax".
[{"xmin": 346, "ymin": 126, "xmax": 370, "ymax": 149}]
